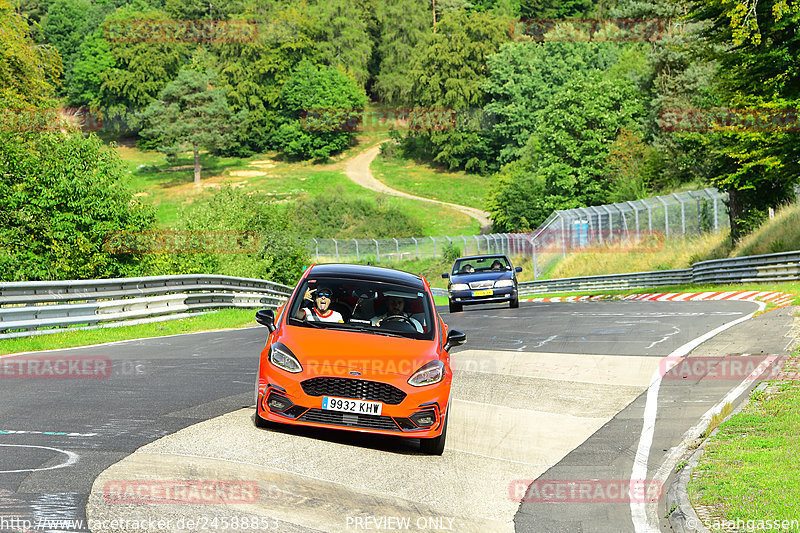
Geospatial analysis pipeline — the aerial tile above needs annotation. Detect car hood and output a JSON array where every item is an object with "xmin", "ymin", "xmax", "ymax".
[
  {"xmin": 450, "ymin": 272, "xmax": 514, "ymax": 284},
  {"xmin": 278, "ymin": 326, "xmax": 441, "ymax": 379}
]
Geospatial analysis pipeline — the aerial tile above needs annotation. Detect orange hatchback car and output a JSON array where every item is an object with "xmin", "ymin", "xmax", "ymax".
[{"xmin": 254, "ymin": 264, "xmax": 466, "ymax": 454}]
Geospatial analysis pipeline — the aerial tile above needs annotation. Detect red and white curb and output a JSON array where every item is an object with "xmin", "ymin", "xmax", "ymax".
[{"xmin": 524, "ymin": 290, "xmax": 796, "ymax": 308}]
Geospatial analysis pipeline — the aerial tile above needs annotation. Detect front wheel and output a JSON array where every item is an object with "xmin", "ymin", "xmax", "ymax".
[
  {"xmin": 448, "ymin": 300, "xmax": 462, "ymax": 313},
  {"xmin": 419, "ymin": 410, "xmax": 448, "ymax": 455},
  {"xmin": 509, "ymin": 294, "xmax": 519, "ymax": 308}
]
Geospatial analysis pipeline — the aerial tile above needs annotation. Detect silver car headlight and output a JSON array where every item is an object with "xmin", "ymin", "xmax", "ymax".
[
  {"xmin": 408, "ymin": 360, "xmax": 445, "ymax": 387},
  {"xmin": 494, "ymin": 280, "xmax": 514, "ymax": 288},
  {"xmin": 450, "ymin": 283, "xmax": 469, "ymax": 291},
  {"xmin": 269, "ymin": 343, "xmax": 302, "ymax": 373}
]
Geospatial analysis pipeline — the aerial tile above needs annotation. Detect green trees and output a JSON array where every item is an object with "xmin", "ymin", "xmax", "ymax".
[
  {"xmin": 374, "ymin": 0, "xmax": 430, "ymax": 104},
  {"xmin": 273, "ymin": 60, "xmax": 367, "ymax": 160},
  {"xmin": 138, "ymin": 69, "xmax": 239, "ymax": 185},
  {"xmin": 687, "ymin": 0, "xmax": 800, "ymax": 241},
  {"xmin": 487, "ymin": 70, "xmax": 647, "ymax": 231},
  {"xmin": 0, "ymin": 132, "xmax": 156, "ymax": 281}
]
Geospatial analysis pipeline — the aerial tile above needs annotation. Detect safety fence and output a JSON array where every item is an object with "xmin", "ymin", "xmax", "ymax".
[
  {"xmin": 0, "ymin": 275, "xmax": 292, "ymax": 339},
  {"xmin": 513, "ymin": 250, "xmax": 800, "ymax": 296},
  {"xmin": 308, "ymin": 188, "xmax": 730, "ymax": 279}
]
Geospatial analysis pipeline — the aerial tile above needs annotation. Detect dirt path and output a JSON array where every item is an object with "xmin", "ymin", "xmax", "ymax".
[{"xmin": 344, "ymin": 142, "xmax": 493, "ymax": 233}]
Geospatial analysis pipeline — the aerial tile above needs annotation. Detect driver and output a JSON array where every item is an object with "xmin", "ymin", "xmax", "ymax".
[
  {"xmin": 371, "ymin": 295, "xmax": 423, "ymax": 333},
  {"xmin": 295, "ymin": 286, "xmax": 344, "ymax": 323}
]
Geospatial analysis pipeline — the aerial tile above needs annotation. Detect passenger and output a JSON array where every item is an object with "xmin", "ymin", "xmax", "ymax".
[
  {"xmin": 491, "ymin": 260, "xmax": 504, "ymax": 270},
  {"xmin": 462, "ymin": 264, "xmax": 475, "ymax": 273},
  {"xmin": 295, "ymin": 286, "xmax": 344, "ymax": 323},
  {"xmin": 371, "ymin": 296, "xmax": 423, "ymax": 333}
]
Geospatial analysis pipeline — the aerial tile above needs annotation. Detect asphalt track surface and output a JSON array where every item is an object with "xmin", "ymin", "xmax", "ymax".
[{"xmin": 0, "ymin": 299, "xmax": 794, "ymax": 533}]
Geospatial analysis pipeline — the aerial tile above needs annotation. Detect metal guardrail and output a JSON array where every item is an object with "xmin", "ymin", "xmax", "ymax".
[
  {"xmin": 0, "ymin": 275, "xmax": 293, "ymax": 339},
  {"xmin": 691, "ymin": 250, "xmax": 800, "ymax": 284},
  {"xmin": 2, "ymin": 250, "xmax": 797, "ymax": 339},
  {"xmin": 438, "ymin": 250, "xmax": 800, "ymax": 298},
  {"xmin": 517, "ymin": 269, "xmax": 693, "ymax": 296}
]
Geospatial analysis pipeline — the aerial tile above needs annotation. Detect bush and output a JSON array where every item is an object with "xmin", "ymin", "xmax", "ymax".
[
  {"xmin": 144, "ymin": 186, "xmax": 309, "ymax": 285},
  {"xmin": 0, "ymin": 130, "xmax": 155, "ymax": 281}
]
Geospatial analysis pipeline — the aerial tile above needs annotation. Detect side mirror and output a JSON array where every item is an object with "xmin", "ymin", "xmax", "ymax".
[
  {"xmin": 441, "ymin": 273, "xmax": 450, "ymax": 279},
  {"xmin": 443, "ymin": 329, "xmax": 467, "ymax": 352},
  {"xmin": 515, "ymin": 267, "xmax": 523, "ymax": 273},
  {"xmin": 255, "ymin": 309, "xmax": 276, "ymax": 333}
]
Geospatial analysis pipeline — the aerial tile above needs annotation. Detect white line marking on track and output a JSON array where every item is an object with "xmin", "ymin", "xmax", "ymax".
[
  {"xmin": 0, "ymin": 444, "xmax": 79, "ymax": 473},
  {"xmin": 630, "ymin": 300, "xmax": 764, "ymax": 533}
]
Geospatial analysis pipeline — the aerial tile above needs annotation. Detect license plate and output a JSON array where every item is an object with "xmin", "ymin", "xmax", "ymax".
[
  {"xmin": 472, "ymin": 289, "xmax": 493, "ymax": 297},
  {"xmin": 321, "ymin": 396, "xmax": 382, "ymax": 415}
]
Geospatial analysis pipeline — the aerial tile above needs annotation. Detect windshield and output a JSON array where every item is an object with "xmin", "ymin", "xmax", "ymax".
[
  {"xmin": 453, "ymin": 256, "xmax": 510, "ymax": 274},
  {"xmin": 287, "ymin": 276, "xmax": 435, "ymax": 340}
]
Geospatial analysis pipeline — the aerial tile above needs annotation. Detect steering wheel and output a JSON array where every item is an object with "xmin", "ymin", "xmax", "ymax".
[
  {"xmin": 379, "ymin": 315, "xmax": 417, "ymax": 332},
  {"xmin": 381, "ymin": 314, "xmax": 414, "ymax": 325}
]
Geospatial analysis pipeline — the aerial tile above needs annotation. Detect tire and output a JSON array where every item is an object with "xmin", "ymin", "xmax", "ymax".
[
  {"xmin": 509, "ymin": 294, "xmax": 519, "ymax": 309},
  {"xmin": 448, "ymin": 300, "xmax": 462, "ymax": 313},
  {"xmin": 420, "ymin": 410, "xmax": 448, "ymax": 455}
]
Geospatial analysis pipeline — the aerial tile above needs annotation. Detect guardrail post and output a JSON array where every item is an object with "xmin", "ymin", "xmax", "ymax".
[
  {"xmin": 412, "ymin": 237, "xmax": 418, "ymax": 259},
  {"xmin": 353, "ymin": 238, "xmax": 360, "ymax": 261},
  {"xmin": 373, "ymin": 239, "xmax": 380, "ymax": 262}
]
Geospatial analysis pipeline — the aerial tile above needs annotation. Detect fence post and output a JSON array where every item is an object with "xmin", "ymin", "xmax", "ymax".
[
  {"xmin": 312, "ymin": 238, "xmax": 319, "ymax": 262},
  {"xmin": 461, "ymin": 235, "xmax": 468, "ymax": 255},
  {"xmin": 353, "ymin": 238, "xmax": 359, "ymax": 261},
  {"xmin": 430, "ymin": 236, "xmax": 436, "ymax": 258},
  {"xmin": 474, "ymin": 235, "xmax": 480, "ymax": 253},
  {"xmin": 560, "ymin": 214, "xmax": 567, "ymax": 257},
  {"xmin": 393, "ymin": 238, "xmax": 399, "ymax": 261},
  {"xmin": 673, "ymin": 193, "xmax": 686, "ymax": 234},
  {"xmin": 333, "ymin": 239, "xmax": 339, "ymax": 262},
  {"xmin": 412, "ymin": 237, "xmax": 418, "ymax": 259},
  {"xmin": 373, "ymin": 239, "xmax": 380, "ymax": 262},
  {"xmin": 657, "ymin": 196, "xmax": 669, "ymax": 238}
]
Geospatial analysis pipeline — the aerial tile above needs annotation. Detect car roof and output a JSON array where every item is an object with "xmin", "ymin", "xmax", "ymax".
[
  {"xmin": 455, "ymin": 254, "xmax": 509, "ymax": 262},
  {"xmin": 307, "ymin": 263, "xmax": 426, "ymax": 289}
]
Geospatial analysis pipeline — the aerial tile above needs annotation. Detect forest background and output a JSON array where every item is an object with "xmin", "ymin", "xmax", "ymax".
[{"xmin": 1, "ymin": 0, "xmax": 798, "ymax": 283}]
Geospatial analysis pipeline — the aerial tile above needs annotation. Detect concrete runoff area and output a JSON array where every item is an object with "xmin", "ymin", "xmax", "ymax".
[
  {"xmin": 85, "ymin": 349, "xmax": 663, "ymax": 532},
  {"xmin": 3, "ymin": 298, "xmax": 794, "ymax": 533}
]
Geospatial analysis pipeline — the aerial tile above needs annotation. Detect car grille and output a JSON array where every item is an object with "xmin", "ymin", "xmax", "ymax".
[
  {"xmin": 301, "ymin": 377, "xmax": 407, "ymax": 405},
  {"xmin": 298, "ymin": 409, "xmax": 402, "ymax": 432},
  {"xmin": 468, "ymin": 280, "xmax": 494, "ymax": 289}
]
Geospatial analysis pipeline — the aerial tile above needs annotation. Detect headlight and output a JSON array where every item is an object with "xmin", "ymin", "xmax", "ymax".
[
  {"xmin": 269, "ymin": 343, "xmax": 302, "ymax": 373},
  {"xmin": 408, "ymin": 360, "xmax": 445, "ymax": 387},
  {"xmin": 450, "ymin": 283, "xmax": 469, "ymax": 291},
  {"xmin": 494, "ymin": 279, "xmax": 514, "ymax": 288}
]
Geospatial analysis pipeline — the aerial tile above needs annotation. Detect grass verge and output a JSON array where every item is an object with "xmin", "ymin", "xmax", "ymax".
[
  {"xmin": 0, "ymin": 309, "xmax": 259, "ymax": 356},
  {"xmin": 687, "ymin": 352, "xmax": 800, "ymax": 525}
]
